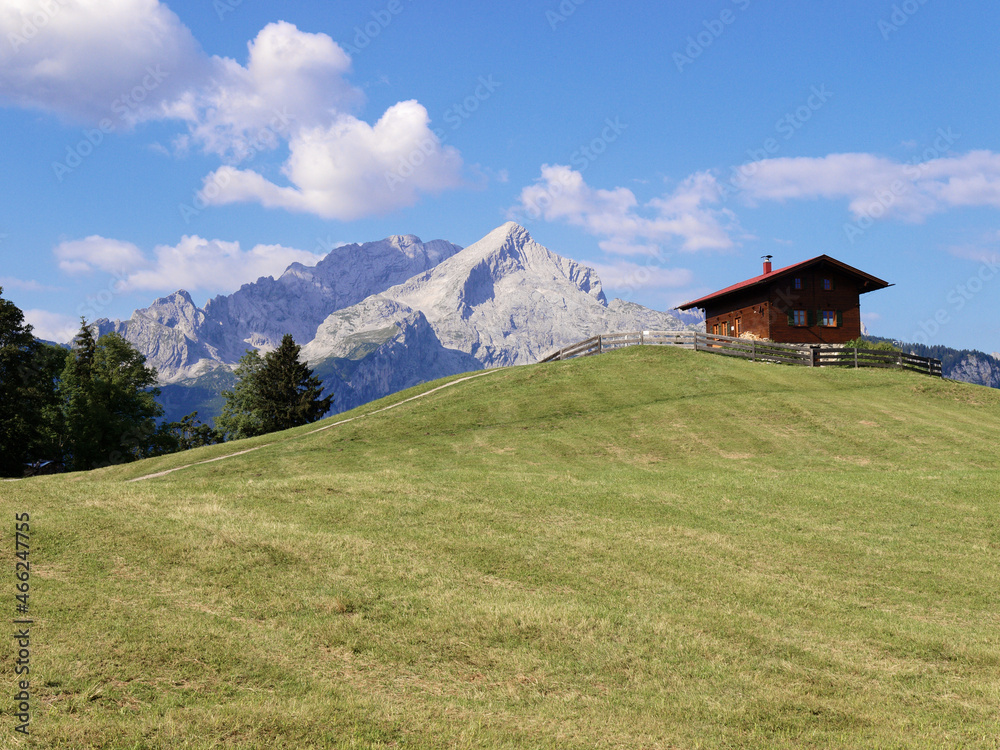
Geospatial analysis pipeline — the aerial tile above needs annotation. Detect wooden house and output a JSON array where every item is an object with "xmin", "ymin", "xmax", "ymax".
[{"xmin": 677, "ymin": 255, "xmax": 891, "ymax": 345}]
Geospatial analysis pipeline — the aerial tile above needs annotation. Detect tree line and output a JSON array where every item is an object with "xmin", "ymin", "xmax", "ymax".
[{"xmin": 0, "ymin": 288, "xmax": 331, "ymax": 477}]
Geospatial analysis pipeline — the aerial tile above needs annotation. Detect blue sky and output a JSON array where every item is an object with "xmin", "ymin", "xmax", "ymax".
[{"xmin": 2, "ymin": 0, "xmax": 1000, "ymax": 354}]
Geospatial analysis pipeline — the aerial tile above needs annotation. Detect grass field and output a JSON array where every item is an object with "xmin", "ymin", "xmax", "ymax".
[{"xmin": 3, "ymin": 345, "xmax": 1000, "ymax": 748}]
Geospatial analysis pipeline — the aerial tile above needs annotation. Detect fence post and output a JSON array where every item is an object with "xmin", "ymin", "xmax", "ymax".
[
  {"xmin": 752, "ymin": 339, "xmax": 756, "ymax": 362},
  {"xmin": 854, "ymin": 347, "xmax": 858, "ymax": 369},
  {"xmin": 598, "ymin": 335, "xmax": 603, "ymax": 355}
]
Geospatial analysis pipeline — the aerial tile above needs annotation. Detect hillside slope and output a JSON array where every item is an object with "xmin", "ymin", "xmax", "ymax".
[{"xmin": 4, "ymin": 348, "xmax": 1000, "ymax": 748}]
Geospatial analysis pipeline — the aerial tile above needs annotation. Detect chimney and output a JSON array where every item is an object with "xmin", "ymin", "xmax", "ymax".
[{"xmin": 762, "ymin": 255, "xmax": 773, "ymax": 274}]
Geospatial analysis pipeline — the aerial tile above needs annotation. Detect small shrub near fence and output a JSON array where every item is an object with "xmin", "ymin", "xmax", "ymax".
[{"xmin": 541, "ymin": 331, "xmax": 942, "ymax": 377}]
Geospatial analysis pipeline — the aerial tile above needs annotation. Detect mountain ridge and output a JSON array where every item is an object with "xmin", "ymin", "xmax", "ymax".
[
  {"xmin": 95, "ymin": 222, "xmax": 695, "ymax": 421},
  {"xmin": 92, "ymin": 222, "xmax": 1000, "ymax": 425}
]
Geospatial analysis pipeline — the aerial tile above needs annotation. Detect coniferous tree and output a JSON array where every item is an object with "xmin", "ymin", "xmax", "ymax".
[
  {"xmin": 257, "ymin": 334, "xmax": 332, "ymax": 433},
  {"xmin": 20, "ymin": 341, "xmax": 69, "ymax": 465},
  {"xmin": 166, "ymin": 411, "xmax": 221, "ymax": 451},
  {"xmin": 217, "ymin": 335, "xmax": 331, "ymax": 440},
  {"xmin": 216, "ymin": 349, "xmax": 267, "ymax": 440},
  {"xmin": 60, "ymin": 320, "xmax": 163, "ymax": 470},
  {"xmin": 0, "ymin": 287, "xmax": 41, "ymax": 475}
]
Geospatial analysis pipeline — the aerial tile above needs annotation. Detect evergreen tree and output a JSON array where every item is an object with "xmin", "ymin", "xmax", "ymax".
[
  {"xmin": 0, "ymin": 287, "xmax": 41, "ymax": 475},
  {"xmin": 20, "ymin": 341, "xmax": 69, "ymax": 465},
  {"xmin": 60, "ymin": 320, "xmax": 163, "ymax": 470},
  {"xmin": 217, "ymin": 335, "xmax": 331, "ymax": 440},
  {"xmin": 216, "ymin": 349, "xmax": 267, "ymax": 440},
  {"xmin": 257, "ymin": 334, "xmax": 332, "ymax": 432},
  {"xmin": 166, "ymin": 412, "xmax": 221, "ymax": 451}
]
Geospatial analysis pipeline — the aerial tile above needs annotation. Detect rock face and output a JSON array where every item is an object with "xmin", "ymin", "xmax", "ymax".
[
  {"xmin": 298, "ymin": 223, "xmax": 693, "ymax": 415},
  {"xmin": 95, "ymin": 223, "xmax": 698, "ymax": 422},
  {"xmin": 94, "ymin": 235, "xmax": 462, "ymax": 382},
  {"xmin": 302, "ymin": 296, "xmax": 483, "ymax": 414},
  {"xmin": 947, "ymin": 352, "xmax": 1000, "ymax": 388},
  {"xmin": 359, "ymin": 222, "xmax": 689, "ymax": 367}
]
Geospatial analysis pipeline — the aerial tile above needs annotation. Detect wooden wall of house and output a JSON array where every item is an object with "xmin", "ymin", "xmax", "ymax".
[
  {"xmin": 766, "ymin": 268, "xmax": 862, "ymax": 344},
  {"xmin": 702, "ymin": 266, "xmax": 864, "ymax": 343},
  {"xmin": 704, "ymin": 288, "xmax": 768, "ymax": 337}
]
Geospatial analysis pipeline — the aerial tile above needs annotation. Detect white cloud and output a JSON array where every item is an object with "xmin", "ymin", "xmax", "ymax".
[
  {"xmin": 0, "ymin": 3, "xmax": 464, "ymax": 219},
  {"xmin": 0, "ymin": 0, "xmax": 203, "ymax": 123},
  {"xmin": 947, "ymin": 242, "xmax": 1000, "ymax": 266},
  {"xmin": 735, "ymin": 151, "xmax": 1000, "ymax": 223},
  {"xmin": 171, "ymin": 21, "xmax": 365, "ymax": 160},
  {"xmin": 125, "ymin": 236, "xmax": 325, "ymax": 293},
  {"xmin": 511, "ymin": 166, "xmax": 739, "ymax": 256},
  {"xmin": 55, "ymin": 236, "xmax": 146, "ymax": 275},
  {"xmin": 23, "ymin": 309, "xmax": 79, "ymax": 343},
  {"xmin": 53, "ymin": 234, "xmax": 325, "ymax": 294},
  {"xmin": 0, "ymin": 276, "xmax": 63, "ymax": 293},
  {"xmin": 587, "ymin": 261, "xmax": 694, "ymax": 292},
  {"xmin": 198, "ymin": 100, "xmax": 464, "ymax": 220}
]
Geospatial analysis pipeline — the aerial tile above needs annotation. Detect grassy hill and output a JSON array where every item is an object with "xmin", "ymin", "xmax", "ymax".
[{"xmin": 3, "ymin": 346, "xmax": 1000, "ymax": 748}]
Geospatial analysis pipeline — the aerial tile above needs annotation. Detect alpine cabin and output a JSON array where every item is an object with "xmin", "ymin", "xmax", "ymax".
[{"xmin": 677, "ymin": 255, "xmax": 891, "ymax": 345}]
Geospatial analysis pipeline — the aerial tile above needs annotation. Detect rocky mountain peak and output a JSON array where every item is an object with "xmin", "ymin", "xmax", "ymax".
[
  {"xmin": 385, "ymin": 233, "xmax": 423, "ymax": 249},
  {"xmin": 140, "ymin": 289, "xmax": 204, "ymax": 333},
  {"xmin": 101, "ymin": 222, "xmax": 703, "ymax": 419}
]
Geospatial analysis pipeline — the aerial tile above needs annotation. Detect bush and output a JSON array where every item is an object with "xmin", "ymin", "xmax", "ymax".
[{"xmin": 844, "ymin": 337, "xmax": 900, "ymax": 352}]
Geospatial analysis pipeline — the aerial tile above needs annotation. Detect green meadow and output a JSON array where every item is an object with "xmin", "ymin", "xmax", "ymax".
[{"xmin": 3, "ymin": 345, "xmax": 1000, "ymax": 748}]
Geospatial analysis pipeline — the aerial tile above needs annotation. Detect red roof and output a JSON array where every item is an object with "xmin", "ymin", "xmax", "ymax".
[{"xmin": 676, "ymin": 255, "xmax": 890, "ymax": 310}]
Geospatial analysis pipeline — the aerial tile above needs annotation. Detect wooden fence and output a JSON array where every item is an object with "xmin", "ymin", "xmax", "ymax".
[
  {"xmin": 813, "ymin": 346, "xmax": 943, "ymax": 376},
  {"xmin": 539, "ymin": 331, "xmax": 694, "ymax": 362},
  {"xmin": 540, "ymin": 330, "xmax": 942, "ymax": 377}
]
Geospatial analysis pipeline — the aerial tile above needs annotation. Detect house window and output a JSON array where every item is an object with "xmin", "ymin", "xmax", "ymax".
[
  {"xmin": 821, "ymin": 310, "xmax": 840, "ymax": 327},
  {"xmin": 794, "ymin": 277, "xmax": 802, "ymax": 290},
  {"xmin": 792, "ymin": 310, "xmax": 807, "ymax": 326},
  {"xmin": 823, "ymin": 278, "xmax": 833, "ymax": 291},
  {"xmin": 734, "ymin": 317, "xmax": 741, "ymax": 336},
  {"xmin": 719, "ymin": 321, "xmax": 729, "ymax": 336}
]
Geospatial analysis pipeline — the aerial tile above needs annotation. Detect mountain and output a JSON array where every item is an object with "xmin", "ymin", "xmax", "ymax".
[
  {"xmin": 302, "ymin": 297, "xmax": 483, "ymax": 414},
  {"xmin": 887, "ymin": 340, "xmax": 1000, "ymax": 388},
  {"xmin": 298, "ymin": 222, "xmax": 693, "ymax": 416},
  {"xmin": 94, "ymin": 234, "xmax": 462, "ymax": 382},
  {"xmin": 94, "ymin": 223, "xmax": 696, "ymax": 423},
  {"xmin": 310, "ymin": 222, "xmax": 689, "ymax": 369}
]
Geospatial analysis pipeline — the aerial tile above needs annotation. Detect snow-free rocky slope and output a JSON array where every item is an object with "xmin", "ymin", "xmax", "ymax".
[
  {"xmin": 94, "ymin": 234, "xmax": 461, "ymax": 382},
  {"xmin": 309, "ymin": 222, "xmax": 690, "ymax": 368},
  {"xmin": 95, "ymin": 223, "xmax": 696, "ymax": 421}
]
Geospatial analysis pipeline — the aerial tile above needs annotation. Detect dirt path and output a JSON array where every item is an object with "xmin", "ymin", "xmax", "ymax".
[{"xmin": 128, "ymin": 369, "xmax": 502, "ymax": 483}]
